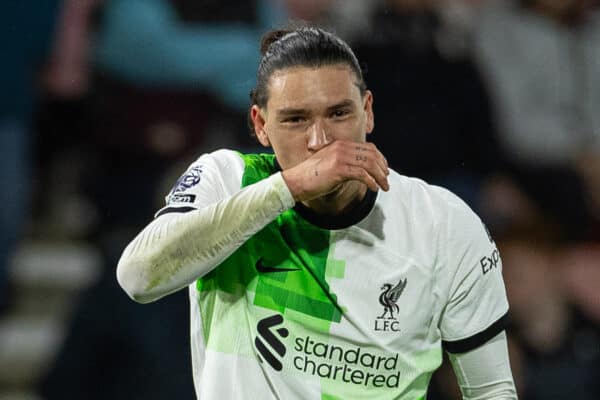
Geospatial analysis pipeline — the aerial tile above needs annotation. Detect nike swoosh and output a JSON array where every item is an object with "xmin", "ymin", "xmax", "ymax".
[{"xmin": 256, "ymin": 258, "xmax": 300, "ymax": 273}]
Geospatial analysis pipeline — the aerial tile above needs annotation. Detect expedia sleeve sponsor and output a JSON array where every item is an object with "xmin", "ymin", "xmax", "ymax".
[
  {"xmin": 439, "ymin": 200, "xmax": 509, "ymax": 350},
  {"xmin": 480, "ymin": 248, "xmax": 500, "ymax": 275},
  {"xmin": 292, "ymin": 336, "xmax": 401, "ymax": 388}
]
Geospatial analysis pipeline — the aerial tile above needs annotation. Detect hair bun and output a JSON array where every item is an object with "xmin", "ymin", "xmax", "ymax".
[{"xmin": 260, "ymin": 29, "xmax": 292, "ymax": 56}]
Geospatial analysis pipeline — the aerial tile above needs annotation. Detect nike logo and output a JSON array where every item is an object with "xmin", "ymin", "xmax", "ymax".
[{"xmin": 256, "ymin": 258, "xmax": 300, "ymax": 273}]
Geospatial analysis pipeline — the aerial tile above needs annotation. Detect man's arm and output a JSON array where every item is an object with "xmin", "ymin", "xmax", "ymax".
[
  {"xmin": 448, "ymin": 331, "xmax": 518, "ymax": 399},
  {"xmin": 117, "ymin": 172, "xmax": 294, "ymax": 303},
  {"xmin": 436, "ymin": 187, "xmax": 516, "ymax": 398},
  {"xmin": 116, "ymin": 142, "xmax": 389, "ymax": 303}
]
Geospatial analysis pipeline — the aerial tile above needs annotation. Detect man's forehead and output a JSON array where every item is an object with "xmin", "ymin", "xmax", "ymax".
[
  {"xmin": 270, "ymin": 64, "xmax": 351, "ymax": 76},
  {"xmin": 266, "ymin": 65, "xmax": 362, "ymax": 110},
  {"xmin": 268, "ymin": 65, "xmax": 356, "ymax": 89}
]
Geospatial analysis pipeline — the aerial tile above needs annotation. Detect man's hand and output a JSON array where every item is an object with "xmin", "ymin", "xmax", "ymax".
[{"xmin": 281, "ymin": 141, "xmax": 390, "ymax": 202}]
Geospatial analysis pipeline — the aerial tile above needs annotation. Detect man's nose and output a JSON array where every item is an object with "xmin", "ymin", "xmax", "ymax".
[{"xmin": 307, "ymin": 120, "xmax": 331, "ymax": 151}]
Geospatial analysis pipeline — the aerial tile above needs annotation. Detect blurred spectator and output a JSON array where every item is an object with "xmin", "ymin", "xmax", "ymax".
[
  {"xmin": 500, "ymin": 239, "xmax": 600, "ymax": 400},
  {"xmin": 329, "ymin": 0, "xmax": 382, "ymax": 42},
  {"xmin": 474, "ymin": 0, "xmax": 600, "ymax": 240},
  {"xmin": 93, "ymin": 0, "xmax": 282, "ymax": 112},
  {"xmin": 0, "ymin": 1, "xmax": 60, "ymax": 313},
  {"xmin": 85, "ymin": 0, "xmax": 279, "ymax": 223},
  {"xmin": 474, "ymin": 1, "xmax": 600, "ymax": 399},
  {"xmin": 352, "ymin": 0, "xmax": 502, "ymax": 212},
  {"xmin": 33, "ymin": 0, "xmax": 102, "ymax": 238}
]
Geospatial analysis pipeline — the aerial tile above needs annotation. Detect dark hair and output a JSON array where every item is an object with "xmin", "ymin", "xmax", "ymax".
[{"xmin": 248, "ymin": 26, "xmax": 367, "ymax": 132}]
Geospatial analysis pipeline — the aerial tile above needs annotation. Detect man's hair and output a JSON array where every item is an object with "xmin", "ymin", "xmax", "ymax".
[{"xmin": 248, "ymin": 25, "xmax": 367, "ymax": 132}]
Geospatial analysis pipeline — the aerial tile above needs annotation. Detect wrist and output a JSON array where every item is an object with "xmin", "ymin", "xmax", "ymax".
[
  {"xmin": 271, "ymin": 172, "xmax": 297, "ymax": 210},
  {"xmin": 281, "ymin": 169, "xmax": 304, "ymax": 202}
]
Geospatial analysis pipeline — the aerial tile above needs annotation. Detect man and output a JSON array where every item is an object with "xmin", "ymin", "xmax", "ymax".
[{"xmin": 117, "ymin": 27, "xmax": 517, "ymax": 399}]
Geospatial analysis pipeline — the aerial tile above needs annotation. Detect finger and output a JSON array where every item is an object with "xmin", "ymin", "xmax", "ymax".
[
  {"xmin": 346, "ymin": 165, "xmax": 379, "ymax": 192},
  {"xmin": 364, "ymin": 143, "xmax": 388, "ymax": 176},
  {"xmin": 349, "ymin": 149, "xmax": 389, "ymax": 191},
  {"xmin": 370, "ymin": 152, "xmax": 390, "ymax": 189},
  {"xmin": 372, "ymin": 167, "xmax": 390, "ymax": 192},
  {"xmin": 374, "ymin": 147, "xmax": 389, "ymax": 174},
  {"xmin": 333, "ymin": 141, "xmax": 389, "ymax": 191},
  {"xmin": 353, "ymin": 142, "xmax": 389, "ymax": 177},
  {"xmin": 376, "ymin": 172, "xmax": 390, "ymax": 192}
]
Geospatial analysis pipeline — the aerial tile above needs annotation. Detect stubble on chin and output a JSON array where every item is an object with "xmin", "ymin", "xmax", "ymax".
[{"xmin": 304, "ymin": 180, "xmax": 367, "ymax": 215}]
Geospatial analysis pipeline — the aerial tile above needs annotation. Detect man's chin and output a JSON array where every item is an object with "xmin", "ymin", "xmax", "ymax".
[
  {"xmin": 316, "ymin": 180, "xmax": 363, "ymax": 203},
  {"xmin": 324, "ymin": 183, "xmax": 345, "ymax": 197}
]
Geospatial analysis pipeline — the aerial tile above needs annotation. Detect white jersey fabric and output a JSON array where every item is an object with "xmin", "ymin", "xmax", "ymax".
[{"xmin": 152, "ymin": 149, "xmax": 510, "ymax": 399}]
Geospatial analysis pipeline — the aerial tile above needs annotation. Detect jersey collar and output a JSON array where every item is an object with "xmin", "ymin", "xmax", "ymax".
[{"xmin": 274, "ymin": 158, "xmax": 378, "ymax": 230}]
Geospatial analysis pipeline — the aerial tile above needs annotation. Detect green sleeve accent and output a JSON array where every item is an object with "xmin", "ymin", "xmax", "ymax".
[{"xmin": 236, "ymin": 152, "xmax": 278, "ymax": 187}]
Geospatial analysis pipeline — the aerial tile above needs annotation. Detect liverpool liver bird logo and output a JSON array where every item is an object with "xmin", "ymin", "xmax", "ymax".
[{"xmin": 378, "ymin": 278, "xmax": 407, "ymax": 320}]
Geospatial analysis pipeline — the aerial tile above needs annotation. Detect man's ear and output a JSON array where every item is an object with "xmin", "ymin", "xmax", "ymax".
[
  {"xmin": 364, "ymin": 90, "xmax": 374, "ymax": 135},
  {"xmin": 251, "ymin": 105, "xmax": 270, "ymax": 147}
]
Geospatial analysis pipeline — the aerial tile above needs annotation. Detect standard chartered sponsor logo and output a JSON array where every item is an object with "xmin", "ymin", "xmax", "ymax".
[
  {"xmin": 255, "ymin": 314, "xmax": 289, "ymax": 371},
  {"xmin": 255, "ymin": 314, "xmax": 401, "ymax": 387},
  {"xmin": 293, "ymin": 336, "xmax": 400, "ymax": 388}
]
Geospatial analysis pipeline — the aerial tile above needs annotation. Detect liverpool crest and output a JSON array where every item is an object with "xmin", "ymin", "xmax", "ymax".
[{"xmin": 375, "ymin": 278, "xmax": 407, "ymax": 332}]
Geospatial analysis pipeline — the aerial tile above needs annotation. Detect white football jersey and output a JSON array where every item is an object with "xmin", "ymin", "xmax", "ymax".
[{"xmin": 156, "ymin": 149, "xmax": 509, "ymax": 399}]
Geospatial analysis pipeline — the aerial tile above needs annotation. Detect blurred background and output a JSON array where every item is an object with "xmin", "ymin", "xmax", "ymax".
[{"xmin": 0, "ymin": 0, "xmax": 599, "ymax": 398}]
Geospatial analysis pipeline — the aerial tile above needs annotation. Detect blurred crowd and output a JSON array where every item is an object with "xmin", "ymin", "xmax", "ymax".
[{"xmin": 1, "ymin": 0, "xmax": 599, "ymax": 399}]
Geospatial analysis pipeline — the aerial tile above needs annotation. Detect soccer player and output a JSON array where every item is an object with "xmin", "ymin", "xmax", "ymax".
[{"xmin": 117, "ymin": 26, "xmax": 517, "ymax": 399}]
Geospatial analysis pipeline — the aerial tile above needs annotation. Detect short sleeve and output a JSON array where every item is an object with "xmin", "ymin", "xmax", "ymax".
[
  {"xmin": 439, "ymin": 196, "xmax": 509, "ymax": 354},
  {"xmin": 154, "ymin": 149, "xmax": 244, "ymax": 218}
]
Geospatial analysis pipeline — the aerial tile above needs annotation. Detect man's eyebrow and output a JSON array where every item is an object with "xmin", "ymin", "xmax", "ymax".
[
  {"xmin": 275, "ymin": 100, "xmax": 356, "ymax": 116},
  {"xmin": 275, "ymin": 107, "xmax": 309, "ymax": 116},
  {"xmin": 326, "ymin": 99, "xmax": 355, "ymax": 112}
]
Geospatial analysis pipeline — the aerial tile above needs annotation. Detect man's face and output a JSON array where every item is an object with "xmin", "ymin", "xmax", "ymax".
[{"xmin": 252, "ymin": 65, "xmax": 374, "ymax": 170}]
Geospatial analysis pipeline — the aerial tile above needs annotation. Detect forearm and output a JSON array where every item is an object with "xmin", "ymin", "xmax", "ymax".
[
  {"xmin": 116, "ymin": 172, "xmax": 294, "ymax": 303},
  {"xmin": 449, "ymin": 331, "xmax": 518, "ymax": 399}
]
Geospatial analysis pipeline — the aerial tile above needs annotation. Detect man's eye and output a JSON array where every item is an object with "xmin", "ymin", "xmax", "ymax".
[
  {"xmin": 331, "ymin": 109, "xmax": 350, "ymax": 118},
  {"xmin": 283, "ymin": 116, "xmax": 305, "ymax": 123}
]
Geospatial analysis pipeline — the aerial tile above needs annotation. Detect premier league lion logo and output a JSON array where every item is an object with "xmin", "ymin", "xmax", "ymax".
[{"xmin": 170, "ymin": 165, "xmax": 204, "ymax": 194}]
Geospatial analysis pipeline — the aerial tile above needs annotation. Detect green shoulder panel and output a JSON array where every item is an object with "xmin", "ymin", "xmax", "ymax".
[{"xmin": 236, "ymin": 152, "xmax": 279, "ymax": 187}]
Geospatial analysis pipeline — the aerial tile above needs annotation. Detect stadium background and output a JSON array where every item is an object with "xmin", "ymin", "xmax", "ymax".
[{"xmin": 0, "ymin": 0, "xmax": 599, "ymax": 399}]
